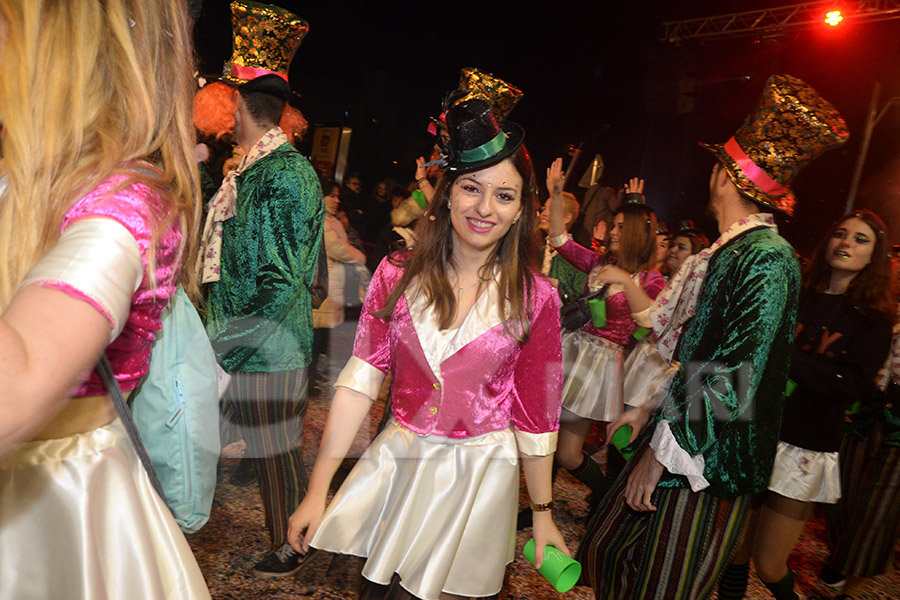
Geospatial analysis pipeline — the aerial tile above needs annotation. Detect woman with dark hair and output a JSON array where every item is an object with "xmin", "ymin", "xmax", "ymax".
[
  {"xmin": 664, "ymin": 220, "xmax": 710, "ymax": 277},
  {"xmin": 719, "ymin": 210, "xmax": 895, "ymax": 600},
  {"xmin": 822, "ymin": 293, "xmax": 900, "ymax": 600},
  {"xmin": 546, "ymin": 160, "xmax": 666, "ymax": 502},
  {"xmin": 288, "ymin": 98, "xmax": 569, "ymax": 600}
]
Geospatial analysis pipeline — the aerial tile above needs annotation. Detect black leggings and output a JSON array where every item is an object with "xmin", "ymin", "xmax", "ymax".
[{"xmin": 358, "ymin": 574, "xmax": 500, "ymax": 600}]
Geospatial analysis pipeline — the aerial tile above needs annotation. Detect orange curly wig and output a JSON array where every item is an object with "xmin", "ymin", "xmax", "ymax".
[{"xmin": 193, "ymin": 81, "xmax": 308, "ymax": 142}]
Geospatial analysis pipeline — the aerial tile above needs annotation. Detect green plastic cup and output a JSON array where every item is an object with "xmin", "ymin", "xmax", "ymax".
[
  {"xmin": 785, "ymin": 378, "xmax": 797, "ymax": 398},
  {"xmin": 588, "ymin": 298, "xmax": 606, "ymax": 328},
  {"xmin": 610, "ymin": 424, "xmax": 635, "ymax": 461},
  {"xmin": 632, "ymin": 326, "xmax": 651, "ymax": 341},
  {"xmin": 523, "ymin": 539, "xmax": 581, "ymax": 593}
]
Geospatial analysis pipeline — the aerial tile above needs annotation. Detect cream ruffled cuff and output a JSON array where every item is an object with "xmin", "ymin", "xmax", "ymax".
[
  {"xmin": 335, "ymin": 355, "xmax": 386, "ymax": 400},
  {"xmin": 20, "ymin": 218, "xmax": 142, "ymax": 342},
  {"xmin": 548, "ymin": 233, "xmax": 570, "ymax": 248},
  {"xmin": 650, "ymin": 420, "xmax": 709, "ymax": 492},
  {"xmin": 515, "ymin": 429, "xmax": 558, "ymax": 457},
  {"xmin": 631, "ymin": 307, "xmax": 652, "ymax": 328}
]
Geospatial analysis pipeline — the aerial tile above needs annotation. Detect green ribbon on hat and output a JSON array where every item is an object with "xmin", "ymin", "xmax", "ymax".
[{"xmin": 458, "ymin": 131, "xmax": 508, "ymax": 163}]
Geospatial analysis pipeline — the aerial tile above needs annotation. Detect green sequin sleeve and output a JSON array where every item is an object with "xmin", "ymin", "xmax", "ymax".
[{"xmin": 656, "ymin": 232, "xmax": 800, "ymax": 496}]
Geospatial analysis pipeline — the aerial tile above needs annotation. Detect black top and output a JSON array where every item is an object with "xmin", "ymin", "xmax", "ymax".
[{"xmin": 780, "ymin": 291, "xmax": 893, "ymax": 452}]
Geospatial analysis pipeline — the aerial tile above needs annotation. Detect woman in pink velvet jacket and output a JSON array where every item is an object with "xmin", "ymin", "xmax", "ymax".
[{"xmin": 288, "ymin": 97, "xmax": 569, "ymax": 600}]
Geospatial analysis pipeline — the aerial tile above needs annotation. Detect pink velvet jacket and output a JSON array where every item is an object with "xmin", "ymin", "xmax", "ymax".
[
  {"xmin": 34, "ymin": 175, "xmax": 182, "ymax": 397},
  {"xmin": 555, "ymin": 238, "xmax": 666, "ymax": 345},
  {"xmin": 336, "ymin": 258, "xmax": 563, "ymax": 455}
]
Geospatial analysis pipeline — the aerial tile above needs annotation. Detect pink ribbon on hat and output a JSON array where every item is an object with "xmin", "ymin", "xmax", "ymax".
[
  {"xmin": 231, "ymin": 64, "xmax": 288, "ymax": 82},
  {"xmin": 427, "ymin": 111, "xmax": 448, "ymax": 136},
  {"xmin": 723, "ymin": 137, "xmax": 788, "ymax": 196}
]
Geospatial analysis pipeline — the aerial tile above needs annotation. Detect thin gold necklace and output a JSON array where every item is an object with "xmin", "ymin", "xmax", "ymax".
[{"xmin": 458, "ymin": 277, "xmax": 484, "ymax": 294}]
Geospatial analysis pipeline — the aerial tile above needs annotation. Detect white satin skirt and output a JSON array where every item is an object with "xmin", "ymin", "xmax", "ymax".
[
  {"xmin": 768, "ymin": 440, "xmax": 841, "ymax": 504},
  {"xmin": 623, "ymin": 337, "xmax": 679, "ymax": 411},
  {"xmin": 561, "ymin": 329, "xmax": 624, "ymax": 422},
  {"xmin": 0, "ymin": 419, "xmax": 210, "ymax": 600},
  {"xmin": 311, "ymin": 419, "xmax": 519, "ymax": 600}
]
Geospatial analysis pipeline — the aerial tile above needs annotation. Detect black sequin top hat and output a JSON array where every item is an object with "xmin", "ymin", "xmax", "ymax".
[
  {"xmin": 700, "ymin": 73, "xmax": 849, "ymax": 217},
  {"xmin": 673, "ymin": 219, "xmax": 703, "ymax": 237},
  {"xmin": 442, "ymin": 93, "xmax": 525, "ymax": 174}
]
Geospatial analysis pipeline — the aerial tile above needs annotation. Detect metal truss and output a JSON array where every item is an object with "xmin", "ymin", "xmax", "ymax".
[{"xmin": 662, "ymin": 0, "xmax": 900, "ymax": 42}]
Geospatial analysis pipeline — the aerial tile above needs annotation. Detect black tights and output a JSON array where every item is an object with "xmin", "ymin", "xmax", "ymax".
[{"xmin": 358, "ymin": 574, "xmax": 499, "ymax": 600}]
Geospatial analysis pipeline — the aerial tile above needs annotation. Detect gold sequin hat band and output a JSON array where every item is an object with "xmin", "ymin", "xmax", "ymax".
[
  {"xmin": 222, "ymin": 0, "xmax": 309, "ymax": 85},
  {"xmin": 700, "ymin": 73, "xmax": 849, "ymax": 217}
]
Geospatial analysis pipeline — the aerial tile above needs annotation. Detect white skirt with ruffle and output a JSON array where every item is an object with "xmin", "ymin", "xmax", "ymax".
[
  {"xmin": 311, "ymin": 419, "xmax": 519, "ymax": 600},
  {"xmin": 561, "ymin": 329, "xmax": 624, "ymax": 422},
  {"xmin": 767, "ymin": 440, "xmax": 841, "ymax": 503},
  {"xmin": 0, "ymin": 419, "xmax": 210, "ymax": 599}
]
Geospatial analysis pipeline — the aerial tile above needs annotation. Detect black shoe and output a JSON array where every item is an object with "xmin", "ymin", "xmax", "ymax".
[
  {"xmin": 251, "ymin": 543, "xmax": 315, "ymax": 579},
  {"xmin": 230, "ymin": 457, "xmax": 256, "ymax": 487},
  {"xmin": 818, "ymin": 564, "xmax": 846, "ymax": 588}
]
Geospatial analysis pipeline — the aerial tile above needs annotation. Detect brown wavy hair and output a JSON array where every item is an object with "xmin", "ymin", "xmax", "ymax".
[
  {"xmin": 673, "ymin": 231, "xmax": 711, "ymax": 255},
  {"xmin": 612, "ymin": 204, "xmax": 658, "ymax": 274},
  {"xmin": 804, "ymin": 210, "xmax": 897, "ymax": 323},
  {"xmin": 373, "ymin": 145, "xmax": 539, "ymax": 342}
]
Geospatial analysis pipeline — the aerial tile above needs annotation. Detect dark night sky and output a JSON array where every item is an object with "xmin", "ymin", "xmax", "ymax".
[{"xmin": 194, "ymin": 1, "xmax": 900, "ymax": 255}]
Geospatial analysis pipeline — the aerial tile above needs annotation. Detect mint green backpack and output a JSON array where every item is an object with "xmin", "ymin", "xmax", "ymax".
[{"xmin": 130, "ymin": 286, "xmax": 220, "ymax": 533}]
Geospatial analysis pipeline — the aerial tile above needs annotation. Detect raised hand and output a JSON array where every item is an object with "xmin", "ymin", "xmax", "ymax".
[
  {"xmin": 415, "ymin": 156, "xmax": 428, "ymax": 181},
  {"xmin": 624, "ymin": 177, "xmax": 645, "ymax": 195},
  {"xmin": 546, "ymin": 157, "xmax": 564, "ymax": 197}
]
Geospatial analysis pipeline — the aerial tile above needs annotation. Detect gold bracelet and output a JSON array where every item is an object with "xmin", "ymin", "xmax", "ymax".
[{"xmin": 530, "ymin": 500, "xmax": 554, "ymax": 512}]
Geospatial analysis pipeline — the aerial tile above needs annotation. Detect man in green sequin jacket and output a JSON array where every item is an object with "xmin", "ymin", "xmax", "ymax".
[
  {"xmin": 579, "ymin": 160, "xmax": 801, "ymax": 600},
  {"xmin": 203, "ymin": 75, "xmax": 324, "ymax": 578}
]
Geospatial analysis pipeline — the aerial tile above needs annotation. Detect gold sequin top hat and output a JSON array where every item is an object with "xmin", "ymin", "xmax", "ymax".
[
  {"xmin": 701, "ymin": 73, "xmax": 850, "ymax": 217},
  {"xmin": 454, "ymin": 68, "xmax": 524, "ymax": 121},
  {"xmin": 222, "ymin": 1, "xmax": 309, "ymax": 85}
]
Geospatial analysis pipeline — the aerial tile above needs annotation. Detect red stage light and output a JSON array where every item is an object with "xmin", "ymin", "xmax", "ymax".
[{"xmin": 825, "ymin": 10, "xmax": 843, "ymax": 26}]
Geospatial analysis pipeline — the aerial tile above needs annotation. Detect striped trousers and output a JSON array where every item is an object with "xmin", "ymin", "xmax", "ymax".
[
  {"xmin": 224, "ymin": 368, "xmax": 309, "ymax": 546},
  {"xmin": 825, "ymin": 425, "xmax": 900, "ymax": 577},
  {"xmin": 579, "ymin": 448, "xmax": 750, "ymax": 600}
]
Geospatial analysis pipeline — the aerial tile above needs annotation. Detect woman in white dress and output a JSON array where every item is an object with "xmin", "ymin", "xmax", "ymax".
[{"xmin": 288, "ymin": 96, "xmax": 569, "ymax": 600}]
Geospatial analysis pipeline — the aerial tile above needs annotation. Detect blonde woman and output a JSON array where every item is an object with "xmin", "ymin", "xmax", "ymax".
[{"xmin": 0, "ymin": 1, "xmax": 208, "ymax": 598}]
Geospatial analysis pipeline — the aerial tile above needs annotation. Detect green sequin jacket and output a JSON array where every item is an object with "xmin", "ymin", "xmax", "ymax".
[
  {"xmin": 204, "ymin": 144, "xmax": 324, "ymax": 373},
  {"xmin": 651, "ymin": 227, "xmax": 801, "ymax": 497}
]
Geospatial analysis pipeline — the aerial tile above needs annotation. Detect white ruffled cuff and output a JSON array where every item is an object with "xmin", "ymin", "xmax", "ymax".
[
  {"xmin": 20, "ymin": 218, "xmax": 142, "ymax": 342},
  {"xmin": 515, "ymin": 429, "xmax": 558, "ymax": 457},
  {"xmin": 631, "ymin": 307, "xmax": 652, "ymax": 328},
  {"xmin": 335, "ymin": 355, "xmax": 386, "ymax": 400},
  {"xmin": 650, "ymin": 420, "xmax": 709, "ymax": 492},
  {"xmin": 548, "ymin": 233, "xmax": 570, "ymax": 248}
]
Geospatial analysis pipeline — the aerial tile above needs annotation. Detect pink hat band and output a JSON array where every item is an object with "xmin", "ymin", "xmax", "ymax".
[
  {"xmin": 723, "ymin": 137, "xmax": 789, "ymax": 196},
  {"xmin": 231, "ymin": 64, "xmax": 288, "ymax": 82}
]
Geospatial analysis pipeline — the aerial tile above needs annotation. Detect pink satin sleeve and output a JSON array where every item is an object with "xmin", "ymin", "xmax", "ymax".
[
  {"xmin": 644, "ymin": 269, "xmax": 666, "ymax": 301},
  {"xmin": 511, "ymin": 283, "xmax": 563, "ymax": 436},
  {"xmin": 349, "ymin": 257, "xmax": 399, "ymax": 374},
  {"xmin": 553, "ymin": 238, "xmax": 604, "ymax": 276},
  {"xmin": 58, "ymin": 174, "xmax": 182, "ymax": 396}
]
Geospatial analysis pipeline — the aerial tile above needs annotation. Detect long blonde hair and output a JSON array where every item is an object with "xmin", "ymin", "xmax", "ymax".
[{"xmin": 0, "ymin": 0, "xmax": 200, "ymax": 307}]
